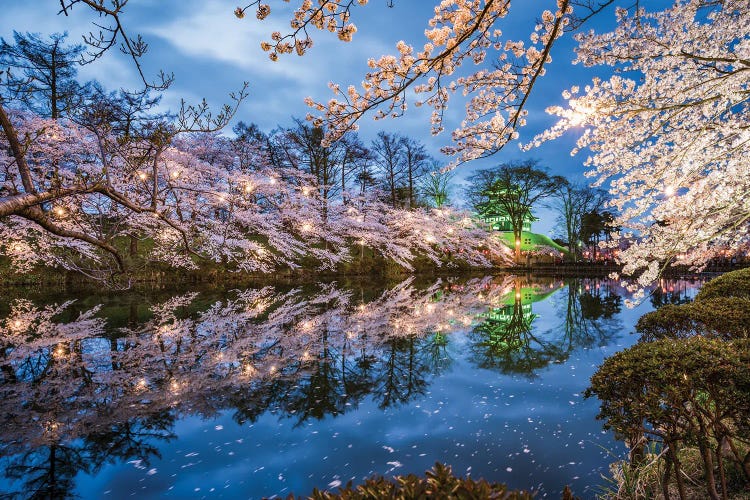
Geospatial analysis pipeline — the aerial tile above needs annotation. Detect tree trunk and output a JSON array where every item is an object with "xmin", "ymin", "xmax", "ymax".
[
  {"xmin": 716, "ymin": 441, "xmax": 727, "ymax": 500},
  {"xmin": 129, "ymin": 235, "xmax": 138, "ymax": 256},
  {"xmin": 662, "ymin": 455, "xmax": 673, "ymax": 500},
  {"xmin": 698, "ymin": 438, "xmax": 720, "ymax": 500},
  {"xmin": 669, "ymin": 442, "xmax": 687, "ymax": 500},
  {"xmin": 408, "ymin": 167, "xmax": 414, "ymax": 209}
]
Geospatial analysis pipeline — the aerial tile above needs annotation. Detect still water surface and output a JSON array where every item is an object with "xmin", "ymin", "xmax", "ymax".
[{"xmin": 0, "ymin": 274, "xmax": 701, "ymax": 498}]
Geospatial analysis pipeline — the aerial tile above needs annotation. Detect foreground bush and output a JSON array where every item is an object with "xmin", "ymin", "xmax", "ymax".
[
  {"xmin": 635, "ymin": 297, "xmax": 750, "ymax": 342},
  {"xmin": 696, "ymin": 267, "xmax": 750, "ymax": 300},
  {"xmin": 587, "ymin": 337, "xmax": 750, "ymax": 499},
  {"xmin": 300, "ymin": 463, "xmax": 533, "ymax": 499}
]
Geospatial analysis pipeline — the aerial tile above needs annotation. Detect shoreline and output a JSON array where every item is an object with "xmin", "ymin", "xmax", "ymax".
[{"xmin": 1, "ymin": 262, "xmax": 742, "ymax": 292}]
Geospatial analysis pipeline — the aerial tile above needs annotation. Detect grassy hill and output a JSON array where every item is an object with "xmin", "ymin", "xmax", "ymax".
[{"xmin": 497, "ymin": 231, "xmax": 569, "ymax": 254}]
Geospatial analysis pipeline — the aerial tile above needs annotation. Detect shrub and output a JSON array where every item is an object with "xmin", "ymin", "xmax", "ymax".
[
  {"xmin": 635, "ymin": 297, "xmax": 750, "ymax": 342},
  {"xmin": 696, "ymin": 267, "xmax": 750, "ymax": 301},
  {"xmin": 301, "ymin": 463, "xmax": 534, "ymax": 499},
  {"xmin": 586, "ymin": 337, "xmax": 750, "ymax": 500}
]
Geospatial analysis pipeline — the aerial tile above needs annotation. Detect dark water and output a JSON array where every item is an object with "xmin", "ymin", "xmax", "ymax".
[{"xmin": 0, "ymin": 275, "xmax": 701, "ymax": 499}]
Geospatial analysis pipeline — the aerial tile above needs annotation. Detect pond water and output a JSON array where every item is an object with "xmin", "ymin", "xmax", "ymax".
[{"xmin": 0, "ymin": 274, "xmax": 702, "ymax": 499}]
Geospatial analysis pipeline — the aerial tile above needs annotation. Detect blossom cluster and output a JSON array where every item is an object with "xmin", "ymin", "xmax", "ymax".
[
  {"xmin": 530, "ymin": 0, "xmax": 750, "ymax": 286},
  {"xmin": 0, "ymin": 111, "xmax": 511, "ymax": 277}
]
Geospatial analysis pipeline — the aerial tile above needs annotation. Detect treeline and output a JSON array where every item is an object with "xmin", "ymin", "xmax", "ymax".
[{"xmin": 0, "ymin": 32, "xmax": 507, "ymax": 283}]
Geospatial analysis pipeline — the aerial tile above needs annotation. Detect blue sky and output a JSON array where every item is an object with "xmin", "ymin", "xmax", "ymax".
[{"xmin": 1, "ymin": 0, "xmax": 622, "ymax": 234}]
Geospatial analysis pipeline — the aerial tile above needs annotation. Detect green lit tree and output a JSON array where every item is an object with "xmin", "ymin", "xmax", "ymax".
[{"xmin": 467, "ymin": 160, "xmax": 561, "ymax": 263}]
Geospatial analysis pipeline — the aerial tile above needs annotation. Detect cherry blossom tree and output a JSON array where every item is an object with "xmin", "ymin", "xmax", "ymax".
[
  {"xmin": 532, "ymin": 0, "xmax": 750, "ymax": 286},
  {"xmin": 26, "ymin": 0, "xmax": 749, "ymax": 283},
  {"xmin": 0, "ymin": 15, "xmax": 515, "ymax": 281},
  {"xmin": 0, "ymin": 108, "xmax": 510, "ymax": 280}
]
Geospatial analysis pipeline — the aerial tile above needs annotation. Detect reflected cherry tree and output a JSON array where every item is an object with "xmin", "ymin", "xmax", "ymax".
[{"xmin": 0, "ymin": 276, "xmax": 517, "ymax": 496}]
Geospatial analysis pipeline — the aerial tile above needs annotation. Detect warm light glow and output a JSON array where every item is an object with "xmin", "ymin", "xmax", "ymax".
[
  {"xmin": 515, "ymin": 239, "xmax": 521, "ymax": 246},
  {"xmin": 515, "ymin": 291, "xmax": 521, "ymax": 299},
  {"xmin": 244, "ymin": 183, "xmax": 254, "ymax": 193},
  {"xmin": 138, "ymin": 171, "xmax": 147, "ymax": 180},
  {"xmin": 268, "ymin": 177, "xmax": 277, "ymax": 185},
  {"xmin": 358, "ymin": 239, "xmax": 366, "ymax": 245},
  {"xmin": 13, "ymin": 319, "xmax": 21, "ymax": 328},
  {"xmin": 301, "ymin": 223, "xmax": 313, "ymax": 233},
  {"xmin": 171, "ymin": 171, "xmax": 180, "ymax": 179},
  {"xmin": 664, "ymin": 185, "xmax": 675, "ymax": 196},
  {"xmin": 301, "ymin": 187, "xmax": 310, "ymax": 196},
  {"xmin": 424, "ymin": 234, "xmax": 436, "ymax": 243},
  {"xmin": 53, "ymin": 206, "xmax": 65, "ymax": 217},
  {"xmin": 568, "ymin": 99, "xmax": 594, "ymax": 126},
  {"xmin": 447, "ymin": 227, "xmax": 454, "ymax": 235}
]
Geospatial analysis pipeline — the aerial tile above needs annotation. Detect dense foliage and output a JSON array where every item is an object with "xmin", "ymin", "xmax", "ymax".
[
  {"xmin": 635, "ymin": 297, "xmax": 750, "ymax": 342},
  {"xmin": 696, "ymin": 267, "xmax": 750, "ymax": 301},
  {"xmin": 303, "ymin": 463, "xmax": 533, "ymax": 499},
  {"xmin": 0, "ymin": 33, "xmax": 512, "ymax": 283},
  {"xmin": 588, "ymin": 268, "xmax": 750, "ymax": 499}
]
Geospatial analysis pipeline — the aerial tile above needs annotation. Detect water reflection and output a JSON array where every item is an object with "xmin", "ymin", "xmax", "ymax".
[
  {"xmin": 0, "ymin": 275, "xmax": 673, "ymax": 497},
  {"xmin": 470, "ymin": 277, "xmax": 623, "ymax": 375}
]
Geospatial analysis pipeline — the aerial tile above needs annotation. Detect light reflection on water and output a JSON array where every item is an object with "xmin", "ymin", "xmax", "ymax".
[{"xmin": 0, "ymin": 275, "xmax": 702, "ymax": 499}]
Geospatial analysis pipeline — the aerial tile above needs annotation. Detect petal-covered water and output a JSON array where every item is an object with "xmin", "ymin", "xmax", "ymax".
[{"xmin": 0, "ymin": 275, "xmax": 701, "ymax": 498}]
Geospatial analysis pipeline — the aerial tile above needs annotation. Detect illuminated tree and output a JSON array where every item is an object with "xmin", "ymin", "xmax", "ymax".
[
  {"xmin": 467, "ymin": 160, "xmax": 561, "ymax": 262},
  {"xmin": 532, "ymin": 0, "xmax": 750, "ymax": 285}
]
